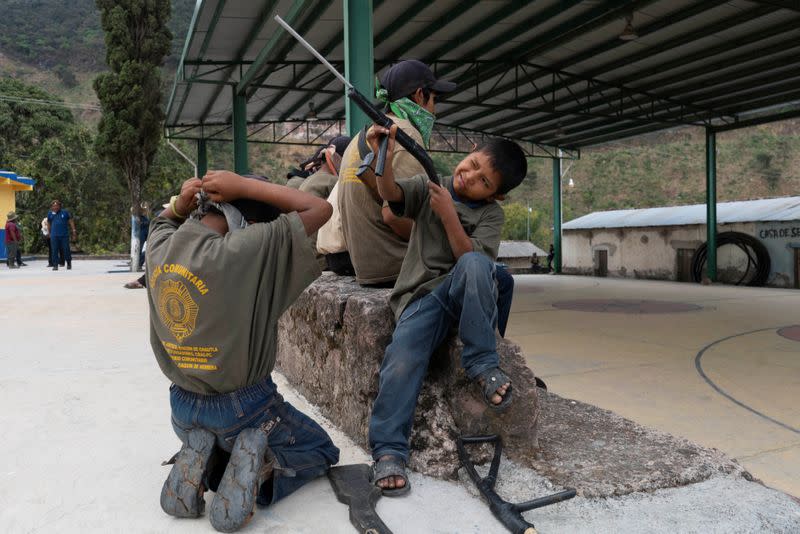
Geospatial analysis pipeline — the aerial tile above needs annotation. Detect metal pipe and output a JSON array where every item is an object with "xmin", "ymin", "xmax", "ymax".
[{"xmin": 167, "ymin": 140, "xmax": 198, "ymax": 178}]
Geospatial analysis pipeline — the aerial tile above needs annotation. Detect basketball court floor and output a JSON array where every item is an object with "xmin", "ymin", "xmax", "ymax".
[{"xmin": 506, "ymin": 274, "xmax": 800, "ymax": 497}]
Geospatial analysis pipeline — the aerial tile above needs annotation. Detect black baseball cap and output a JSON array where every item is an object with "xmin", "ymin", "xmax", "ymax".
[
  {"xmin": 328, "ymin": 135, "xmax": 351, "ymax": 156},
  {"xmin": 378, "ymin": 60, "xmax": 456, "ymax": 102}
]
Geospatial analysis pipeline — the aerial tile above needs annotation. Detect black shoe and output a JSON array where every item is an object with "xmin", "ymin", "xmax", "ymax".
[
  {"xmin": 161, "ymin": 428, "xmax": 217, "ymax": 518},
  {"xmin": 59, "ymin": 262, "xmax": 65, "ymax": 267},
  {"xmin": 67, "ymin": 263, "xmax": 72, "ymax": 270},
  {"xmin": 19, "ymin": 263, "xmax": 27, "ymax": 267},
  {"xmin": 53, "ymin": 265, "xmax": 58, "ymax": 271}
]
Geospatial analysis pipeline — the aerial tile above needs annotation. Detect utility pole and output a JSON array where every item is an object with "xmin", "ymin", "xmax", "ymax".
[{"xmin": 526, "ymin": 201, "xmax": 532, "ymax": 241}]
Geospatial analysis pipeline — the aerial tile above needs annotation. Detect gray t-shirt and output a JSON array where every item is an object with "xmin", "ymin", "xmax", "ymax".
[
  {"xmin": 286, "ymin": 176, "xmax": 305, "ymax": 189},
  {"xmin": 338, "ymin": 115, "xmax": 426, "ymax": 285},
  {"xmin": 146, "ymin": 213, "xmax": 320, "ymax": 395},
  {"xmin": 389, "ymin": 175, "xmax": 504, "ymax": 321}
]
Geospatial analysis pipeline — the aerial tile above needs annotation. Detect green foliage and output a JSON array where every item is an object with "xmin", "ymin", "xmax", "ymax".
[
  {"xmin": 93, "ymin": 0, "xmax": 172, "ymax": 267},
  {"xmin": 501, "ymin": 202, "xmax": 541, "ymax": 242},
  {"xmin": 0, "ymin": 78, "xmax": 74, "ymax": 161},
  {"xmin": 2, "ymin": 79, "xmax": 188, "ymax": 254},
  {"xmin": 0, "ymin": 0, "xmax": 196, "ymax": 75}
]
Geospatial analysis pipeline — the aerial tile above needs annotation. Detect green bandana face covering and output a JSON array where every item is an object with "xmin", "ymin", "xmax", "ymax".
[{"xmin": 376, "ymin": 86, "xmax": 435, "ymax": 148}]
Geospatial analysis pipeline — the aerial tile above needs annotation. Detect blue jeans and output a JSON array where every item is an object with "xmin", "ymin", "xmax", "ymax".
[
  {"xmin": 369, "ymin": 252, "xmax": 499, "ymax": 463},
  {"xmin": 495, "ymin": 265, "xmax": 514, "ymax": 338},
  {"xmin": 169, "ymin": 376, "xmax": 340, "ymax": 505},
  {"xmin": 50, "ymin": 235, "xmax": 71, "ymax": 265}
]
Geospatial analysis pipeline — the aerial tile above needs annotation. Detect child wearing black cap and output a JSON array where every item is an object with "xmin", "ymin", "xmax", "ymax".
[
  {"xmin": 337, "ymin": 59, "xmax": 456, "ymax": 287},
  {"xmin": 363, "ymin": 125, "xmax": 528, "ymax": 496}
]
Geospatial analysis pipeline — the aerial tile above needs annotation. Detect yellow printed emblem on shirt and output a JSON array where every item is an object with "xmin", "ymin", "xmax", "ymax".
[{"xmin": 157, "ymin": 279, "xmax": 199, "ymax": 343}]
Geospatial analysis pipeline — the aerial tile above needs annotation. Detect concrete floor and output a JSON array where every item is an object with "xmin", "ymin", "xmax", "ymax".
[
  {"xmin": 1, "ymin": 260, "xmax": 798, "ymax": 532},
  {"xmin": 506, "ymin": 274, "xmax": 800, "ymax": 498}
]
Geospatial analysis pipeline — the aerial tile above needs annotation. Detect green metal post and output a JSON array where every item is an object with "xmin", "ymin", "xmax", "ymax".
[
  {"xmin": 705, "ymin": 128, "xmax": 717, "ymax": 282},
  {"xmin": 232, "ymin": 87, "xmax": 249, "ymax": 174},
  {"xmin": 197, "ymin": 138, "xmax": 207, "ymax": 178},
  {"xmin": 344, "ymin": 0, "xmax": 374, "ymax": 136},
  {"xmin": 552, "ymin": 156, "xmax": 562, "ymax": 273}
]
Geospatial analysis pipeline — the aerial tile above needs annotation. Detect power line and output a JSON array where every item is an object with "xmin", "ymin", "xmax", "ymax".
[{"xmin": 0, "ymin": 94, "xmax": 101, "ymax": 111}]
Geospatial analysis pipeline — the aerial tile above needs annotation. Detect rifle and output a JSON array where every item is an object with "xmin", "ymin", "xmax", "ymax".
[{"xmin": 274, "ymin": 15, "xmax": 440, "ymax": 185}]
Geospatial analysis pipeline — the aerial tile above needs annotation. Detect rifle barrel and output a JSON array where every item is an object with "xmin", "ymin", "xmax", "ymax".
[{"xmin": 274, "ymin": 15, "xmax": 352, "ymax": 90}]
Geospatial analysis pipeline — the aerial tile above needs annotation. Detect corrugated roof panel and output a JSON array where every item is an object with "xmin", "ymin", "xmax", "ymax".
[
  {"xmin": 165, "ymin": 0, "xmax": 800, "ymax": 150},
  {"xmin": 563, "ymin": 196, "xmax": 800, "ymax": 230},
  {"xmin": 498, "ymin": 241, "xmax": 548, "ymax": 259}
]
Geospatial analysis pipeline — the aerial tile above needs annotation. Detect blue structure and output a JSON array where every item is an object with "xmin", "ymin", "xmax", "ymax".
[{"xmin": 1, "ymin": 170, "xmax": 36, "ymax": 260}]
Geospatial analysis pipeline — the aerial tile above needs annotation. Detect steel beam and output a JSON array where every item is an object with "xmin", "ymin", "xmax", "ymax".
[
  {"xmin": 553, "ymin": 156, "xmax": 562, "ymax": 274},
  {"xmin": 514, "ymin": 48, "xmax": 800, "ymax": 138},
  {"xmin": 311, "ymin": 0, "xmax": 501, "ymax": 116},
  {"xmin": 198, "ymin": 1, "xmax": 279, "ymax": 123},
  {"xmin": 344, "ymin": 0, "xmax": 374, "ymax": 135},
  {"xmin": 165, "ymin": 0, "xmax": 206, "ymax": 124},
  {"xmin": 441, "ymin": 0, "xmax": 726, "ymax": 123},
  {"xmin": 197, "ymin": 138, "xmax": 208, "ymax": 177},
  {"xmin": 232, "ymin": 88, "xmax": 249, "ymax": 174},
  {"xmin": 237, "ymin": 0, "xmax": 309, "ymax": 95},
  {"xmin": 710, "ymin": 107, "xmax": 800, "ymax": 133},
  {"xmin": 705, "ymin": 128, "xmax": 717, "ymax": 283}
]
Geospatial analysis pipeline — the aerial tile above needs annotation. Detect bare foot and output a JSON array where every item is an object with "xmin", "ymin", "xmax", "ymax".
[
  {"xmin": 375, "ymin": 455, "xmax": 406, "ymax": 490},
  {"xmin": 489, "ymin": 381, "xmax": 510, "ymax": 405}
]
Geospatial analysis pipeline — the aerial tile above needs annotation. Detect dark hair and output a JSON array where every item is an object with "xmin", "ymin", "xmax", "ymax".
[
  {"xmin": 404, "ymin": 87, "xmax": 432, "ymax": 105},
  {"xmin": 474, "ymin": 138, "xmax": 527, "ymax": 194},
  {"xmin": 231, "ymin": 174, "xmax": 282, "ymax": 223}
]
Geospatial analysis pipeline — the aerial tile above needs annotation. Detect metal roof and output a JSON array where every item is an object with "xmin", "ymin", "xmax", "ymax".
[
  {"xmin": 0, "ymin": 170, "xmax": 35, "ymax": 191},
  {"xmin": 498, "ymin": 241, "xmax": 548, "ymax": 259},
  {"xmin": 563, "ymin": 195, "xmax": 800, "ymax": 230},
  {"xmin": 165, "ymin": 0, "xmax": 800, "ymax": 153}
]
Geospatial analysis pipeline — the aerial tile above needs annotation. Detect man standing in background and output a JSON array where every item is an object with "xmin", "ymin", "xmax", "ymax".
[{"xmin": 47, "ymin": 200, "xmax": 76, "ymax": 271}]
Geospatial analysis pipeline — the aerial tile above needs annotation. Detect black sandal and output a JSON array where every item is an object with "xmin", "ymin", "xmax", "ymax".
[
  {"xmin": 475, "ymin": 367, "xmax": 513, "ymax": 411},
  {"xmin": 371, "ymin": 456, "xmax": 411, "ymax": 497}
]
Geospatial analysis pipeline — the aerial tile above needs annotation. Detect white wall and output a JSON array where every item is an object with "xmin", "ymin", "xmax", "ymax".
[{"xmin": 562, "ymin": 222, "xmax": 796, "ymax": 287}]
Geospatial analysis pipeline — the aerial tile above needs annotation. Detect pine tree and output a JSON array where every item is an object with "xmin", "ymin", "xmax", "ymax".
[{"xmin": 93, "ymin": 0, "xmax": 171, "ymax": 271}]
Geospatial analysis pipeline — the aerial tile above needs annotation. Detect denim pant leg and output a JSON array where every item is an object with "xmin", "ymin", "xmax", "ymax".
[
  {"xmin": 262, "ymin": 400, "xmax": 340, "ymax": 504},
  {"xmin": 368, "ymin": 293, "xmax": 453, "ymax": 463},
  {"xmin": 169, "ymin": 377, "xmax": 339, "ymax": 507},
  {"xmin": 49, "ymin": 236, "xmax": 58, "ymax": 266},
  {"xmin": 62, "ymin": 236, "xmax": 72, "ymax": 263},
  {"xmin": 435, "ymin": 252, "xmax": 500, "ymax": 380},
  {"xmin": 495, "ymin": 264, "xmax": 514, "ymax": 338}
]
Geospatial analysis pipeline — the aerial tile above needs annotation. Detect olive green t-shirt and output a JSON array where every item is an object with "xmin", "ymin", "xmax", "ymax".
[
  {"xmin": 286, "ymin": 176, "xmax": 305, "ymax": 189},
  {"xmin": 299, "ymin": 167, "xmax": 338, "ymax": 269},
  {"xmin": 338, "ymin": 115, "xmax": 426, "ymax": 285},
  {"xmin": 146, "ymin": 212, "xmax": 320, "ymax": 395},
  {"xmin": 388, "ymin": 175, "xmax": 504, "ymax": 321}
]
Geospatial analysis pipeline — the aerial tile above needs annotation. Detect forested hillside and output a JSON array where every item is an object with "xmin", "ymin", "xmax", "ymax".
[{"xmin": 1, "ymin": 0, "xmax": 798, "ymax": 254}]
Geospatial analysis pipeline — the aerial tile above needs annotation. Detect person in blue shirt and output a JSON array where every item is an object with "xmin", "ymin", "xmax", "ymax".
[{"xmin": 47, "ymin": 200, "xmax": 76, "ymax": 270}]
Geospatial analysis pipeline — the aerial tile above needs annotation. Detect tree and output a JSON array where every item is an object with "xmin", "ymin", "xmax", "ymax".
[
  {"xmin": 501, "ymin": 202, "xmax": 541, "ymax": 242},
  {"xmin": 93, "ymin": 0, "xmax": 171, "ymax": 271}
]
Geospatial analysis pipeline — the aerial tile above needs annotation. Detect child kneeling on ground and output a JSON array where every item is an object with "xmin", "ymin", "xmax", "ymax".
[
  {"xmin": 364, "ymin": 127, "xmax": 527, "ymax": 495},
  {"xmin": 146, "ymin": 171, "xmax": 339, "ymax": 532}
]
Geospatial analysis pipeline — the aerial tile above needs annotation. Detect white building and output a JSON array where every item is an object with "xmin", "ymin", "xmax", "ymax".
[
  {"xmin": 562, "ymin": 196, "xmax": 800, "ymax": 288},
  {"xmin": 497, "ymin": 241, "xmax": 548, "ymax": 269}
]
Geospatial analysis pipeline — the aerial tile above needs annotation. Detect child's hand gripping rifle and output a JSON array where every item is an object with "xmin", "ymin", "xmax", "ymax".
[{"xmin": 274, "ymin": 15, "xmax": 440, "ymax": 185}]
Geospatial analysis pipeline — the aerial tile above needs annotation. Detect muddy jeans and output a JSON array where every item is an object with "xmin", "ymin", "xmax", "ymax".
[
  {"xmin": 369, "ymin": 252, "xmax": 500, "ymax": 463},
  {"xmin": 169, "ymin": 375, "xmax": 340, "ymax": 504}
]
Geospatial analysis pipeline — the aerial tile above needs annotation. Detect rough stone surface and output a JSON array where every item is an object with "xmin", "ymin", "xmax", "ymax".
[
  {"xmin": 277, "ymin": 275, "xmax": 749, "ymax": 498},
  {"xmin": 530, "ymin": 391, "xmax": 747, "ymax": 497},
  {"xmin": 276, "ymin": 273, "xmax": 541, "ymax": 478}
]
